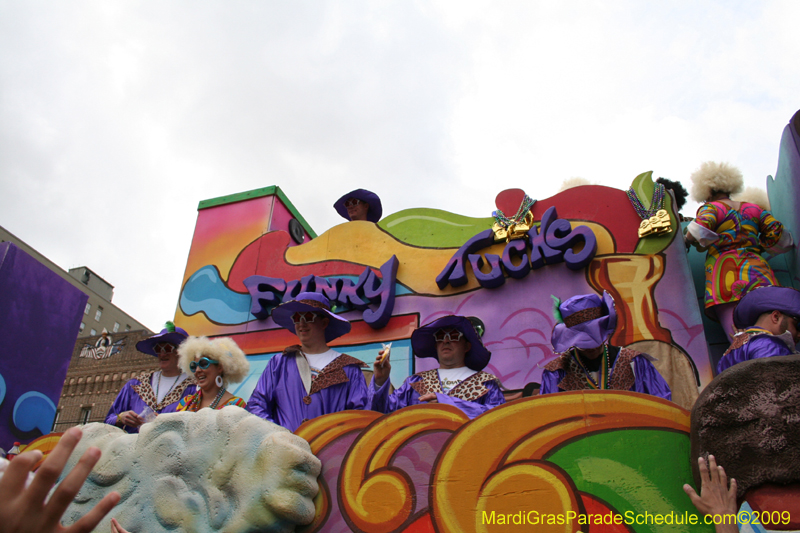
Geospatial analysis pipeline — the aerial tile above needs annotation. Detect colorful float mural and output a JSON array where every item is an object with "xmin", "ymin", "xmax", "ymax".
[{"xmin": 176, "ymin": 173, "xmax": 706, "ymax": 412}]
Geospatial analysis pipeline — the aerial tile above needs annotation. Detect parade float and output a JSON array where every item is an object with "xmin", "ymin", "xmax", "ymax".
[{"xmin": 6, "ymin": 110, "xmax": 800, "ymax": 532}]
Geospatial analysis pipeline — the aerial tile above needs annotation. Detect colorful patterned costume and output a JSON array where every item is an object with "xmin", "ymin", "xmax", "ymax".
[
  {"xmin": 176, "ymin": 391, "xmax": 247, "ymax": 411},
  {"xmin": 691, "ymin": 201, "xmax": 785, "ymax": 309},
  {"xmin": 369, "ymin": 369, "xmax": 505, "ymax": 419}
]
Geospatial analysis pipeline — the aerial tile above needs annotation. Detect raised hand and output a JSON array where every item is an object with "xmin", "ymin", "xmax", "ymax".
[{"xmin": 0, "ymin": 426, "xmax": 120, "ymax": 533}]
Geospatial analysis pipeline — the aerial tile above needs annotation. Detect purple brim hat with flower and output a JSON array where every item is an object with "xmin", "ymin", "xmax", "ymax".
[
  {"xmin": 136, "ymin": 322, "xmax": 190, "ymax": 357},
  {"xmin": 733, "ymin": 285, "xmax": 800, "ymax": 329},
  {"xmin": 333, "ymin": 189, "xmax": 383, "ymax": 223},
  {"xmin": 411, "ymin": 315, "xmax": 491, "ymax": 371},
  {"xmin": 271, "ymin": 292, "xmax": 352, "ymax": 342},
  {"xmin": 551, "ymin": 292, "xmax": 617, "ymax": 353}
]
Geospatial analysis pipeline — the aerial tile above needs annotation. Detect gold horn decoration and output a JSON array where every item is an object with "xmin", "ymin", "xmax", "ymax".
[
  {"xmin": 338, "ymin": 405, "xmax": 468, "ymax": 533},
  {"xmin": 586, "ymin": 254, "xmax": 672, "ymax": 345}
]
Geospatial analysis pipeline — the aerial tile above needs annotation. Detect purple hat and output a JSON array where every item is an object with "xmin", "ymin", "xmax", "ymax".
[
  {"xmin": 333, "ymin": 189, "xmax": 383, "ymax": 223},
  {"xmin": 136, "ymin": 322, "xmax": 189, "ymax": 357},
  {"xmin": 271, "ymin": 292, "xmax": 352, "ymax": 342},
  {"xmin": 411, "ymin": 315, "xmax": 491, "ymax": 371},
  {"xmin": 733, "ymin": 286, "xmax": 800, "ymax": 329},
  {"xmin": 551, "ymin": 292, "xmax": 617, "ymax": 353}
]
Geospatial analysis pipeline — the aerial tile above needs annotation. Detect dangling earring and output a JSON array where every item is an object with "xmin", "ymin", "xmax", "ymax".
[{"xmin": 215, "ymin": 375, "xmax": 224, "ymax": 388}]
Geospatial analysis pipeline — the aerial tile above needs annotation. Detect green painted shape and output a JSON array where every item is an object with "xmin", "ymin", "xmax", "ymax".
[
  {"xmin": 546, "ymin": 429, "xmax": 713, "ymax": 533},
  {"xmin": 631, "ymin": 171, "xmax": 678, "ymax": 255},
  {"xmin": 197, "ymin": 185, "xmax": 317, "ymax": 238},
  {"xmin": 378, "ymin": 208, "xmax": 494, "ymax": 248}
]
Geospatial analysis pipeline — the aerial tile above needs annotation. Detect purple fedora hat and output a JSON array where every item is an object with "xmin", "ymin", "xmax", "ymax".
[
  {"xmin": 733, "ymin": 285, "xmax": 800, "ymax": 329},
  {"xmin": 411, "ymin": 315, "xmax": 491, "ymax": 371},
  {"xmin": 551, "ymin": 291, "xmax": 617, "ymax": 353},
  {"xmin": 271, "ymin": 292, "xmax": 352, "ymax": 342},
  {"xmin": 136, "ymin": 321, "xmax": 190, "ymax": 357},
  {"xmin": 333, "ymin": 189, "xmax": 383, "ymax": 223}
]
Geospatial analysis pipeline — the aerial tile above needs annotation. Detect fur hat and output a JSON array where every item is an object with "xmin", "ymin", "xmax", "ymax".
[
  {"xmin": 690, "ymin": 161, "xmax": 744, "ymax": 203},
  {"xmin": 178, "ymin": 336, "xmax": 250, "ymax": 387}
]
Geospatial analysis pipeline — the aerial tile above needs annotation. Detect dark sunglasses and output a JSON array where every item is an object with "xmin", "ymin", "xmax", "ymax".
[
  {"xmin": 189, "ymin": 357, "xmax": 219, "ymax": 373},
  {"xmin": 433, "ymin": 328, "xmax": 463, "ymax": 343},
  {"xmin": 292, "ymin": 312, "xmax": 319, "ymax": 324},
  {"xmin": 153, "ymin": 342, "xmax": 177, "ymax": 355},
  {"xmin": 344, "ymin": 198, "xmax": 363, "ymax": 208}
]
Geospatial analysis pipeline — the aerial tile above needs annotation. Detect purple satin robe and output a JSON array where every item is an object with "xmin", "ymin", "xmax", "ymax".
[
  {"xmin": 105, "ymin": 374, "xmax": 197, "ymax": 433},
  {"xmin": 539, "ymin": 351, "xmax": 671, "ymax": 401},
  {"xmin": 717, "ymin": 332, "xmax": 794, "ymax": 374},
  {"xmin": 369, "ymin": 372, "xmax": 505, "ymax": 419},
  {"xmin": 246, "ymin": 351, "xmax": 369, "ymax": 432}
]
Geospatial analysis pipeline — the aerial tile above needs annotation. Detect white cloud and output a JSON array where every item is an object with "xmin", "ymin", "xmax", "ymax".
[{"xmin": 1, "ymin": 0, "xmax": 799, "ymax": 329}]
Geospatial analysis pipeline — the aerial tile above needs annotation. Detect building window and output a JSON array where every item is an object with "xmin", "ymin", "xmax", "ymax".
[
  {"xmin": 125, "ymin": 324, "xmax": 131, "ymax": 331},
  {"xmin": 84, "ymin": 303, "xmax": 91, "ymax": 315},
  {"xmin": 90, "ymin": 329, "xmax": 97, "ymax": 336},
  {"xmin": 113, "ymin": 322, "xmax": 120, "ymax": 333},
  {"xmin": 95, "ymin": 307, "xmax": 103, "ymax": 321},
  {"xmin": 79, "ymin": 322, "xmax": 85, "ymax": 333},
  {"xmin": 80, "ymin": 407, "xmax": 91, "ymax": 425}
]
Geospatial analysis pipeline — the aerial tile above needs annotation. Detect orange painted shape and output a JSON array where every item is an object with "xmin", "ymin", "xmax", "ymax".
[
  {"xmin": 232, "ymin": 314, "xmax": 419, "ymax": 355},
  {"xmin": 476, "ymin": 461, "xmax": 583, "ymax": 533},
  {"xmin": 19, "ymin": 433, "xmax": 63, "ymax": 471},
  {"xmin": 295, "ymin": 410, "xmax": 381, "ymax": 453}
]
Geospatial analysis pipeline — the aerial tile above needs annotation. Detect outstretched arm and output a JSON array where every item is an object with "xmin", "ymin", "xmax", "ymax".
[
  {"xmin": 683, "ymin": 455, "xmax": 738, "ymax": 533},
  {"xmin": 0, "ymin": 426, "xmax": 120, "ymax": 533}
]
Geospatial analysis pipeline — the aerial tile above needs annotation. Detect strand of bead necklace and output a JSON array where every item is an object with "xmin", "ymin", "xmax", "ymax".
[{"xmin": 626, "ymin": 183, "xmax": 665, "ymax": 219}]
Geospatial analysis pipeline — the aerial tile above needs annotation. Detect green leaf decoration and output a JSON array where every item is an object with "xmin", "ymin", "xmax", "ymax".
[{"xmin": 378, "ymin": 208, "xmax": 494, "ymax": 248}]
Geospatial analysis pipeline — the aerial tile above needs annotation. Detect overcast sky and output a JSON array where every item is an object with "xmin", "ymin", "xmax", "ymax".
[{"xmin": 2, "ymin": 1, "xmax": 799, "ymax": 332}]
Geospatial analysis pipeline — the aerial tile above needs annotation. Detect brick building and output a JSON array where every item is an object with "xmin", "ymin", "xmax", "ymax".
[
  {"xmin": 55, "ymin": 329, "xmax": 160, "ymax": 430},
  {"xmin": 0, "ymin": 225, "xmax": 151, "ymax": 338}
]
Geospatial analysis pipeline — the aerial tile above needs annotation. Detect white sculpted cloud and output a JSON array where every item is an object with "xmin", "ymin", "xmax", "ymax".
[{"xmin": 60, "ymin": 407, "xmax": 321, "ymax": 532}]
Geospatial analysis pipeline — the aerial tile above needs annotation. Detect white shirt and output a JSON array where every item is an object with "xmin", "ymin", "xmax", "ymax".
[
  {"xmin": 437, "ymin": 367, "xmax": 477, "ymax": 393},
  {"xmin": 152, "ymin": 372, "xmax": 186, "ymax": 403},
  {"xmin": 305, "ymin": 349, "xmax": 341, "ymax": 378}
]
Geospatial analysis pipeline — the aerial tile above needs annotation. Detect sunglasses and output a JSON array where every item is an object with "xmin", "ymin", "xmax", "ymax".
[
  {"xmin": 433, "ymin": 328, "xmax": 463, "ymax": 343},
  {"xmin": 153, "ymin": 342, "xmax": 177, "ymax": 355},
  {"xmin": 344, "ymin": 198, "xmax": 364, "ymax": 208},
  {"xmin": 292, "ymin": 312, "xmax": 319, "ymax": 324},
  {"xmin": 189, "ymin": 357, "xmax": 219, "ymax": 373}
]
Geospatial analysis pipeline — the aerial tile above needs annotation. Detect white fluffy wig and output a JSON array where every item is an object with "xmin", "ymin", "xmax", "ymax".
[
  {"xmin": 559, "ymin": 176, "xmax": 593, "ymax": 192},
  {"xmin": 689, "ymin": 161, "xmax": 744, "ymax": 203},
  {"xmin": 178, "ymin": 336, "xmax": 250, "ymax": 386},
  {"xmin": 732, "ymin": 186, "xmax": 771, "ymax": 210}
]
